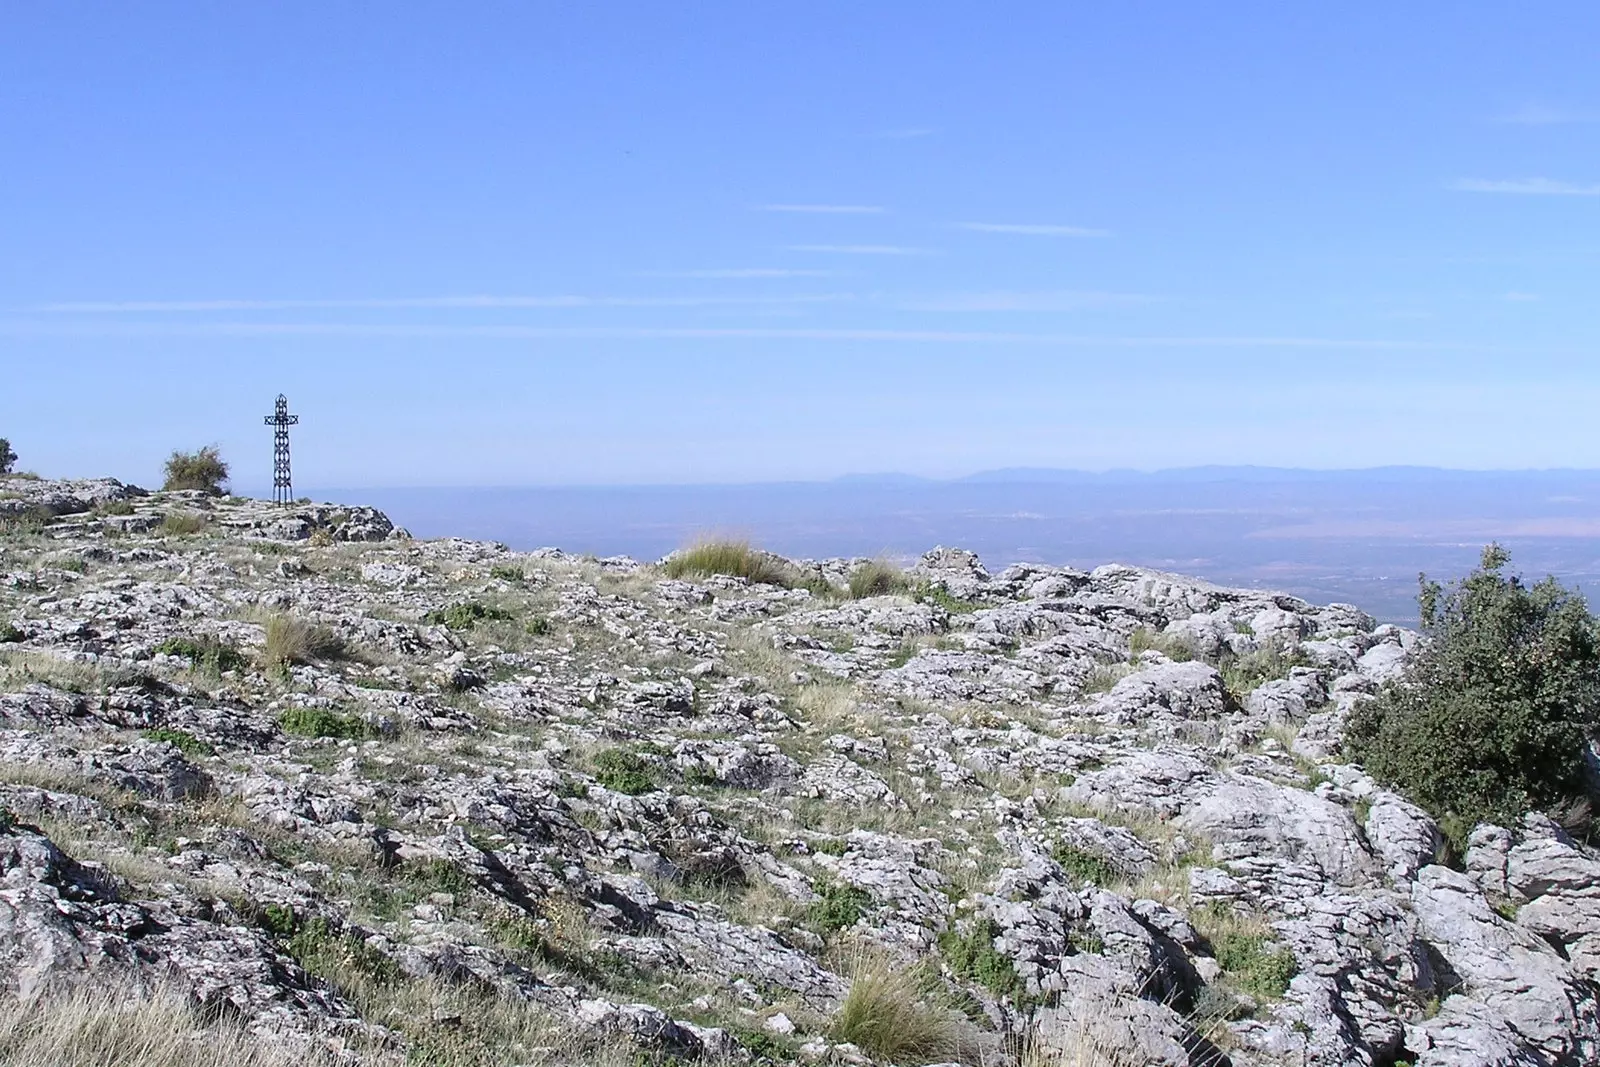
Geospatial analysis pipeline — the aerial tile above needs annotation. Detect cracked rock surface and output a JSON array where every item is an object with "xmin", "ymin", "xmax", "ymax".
[{"xmin": 0, "ymin": 476, "xmax": 1595, "ymax": 1065}]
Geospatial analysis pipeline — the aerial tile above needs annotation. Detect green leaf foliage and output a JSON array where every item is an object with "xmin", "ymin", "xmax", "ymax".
[{"xmin": 1345, "ymin": 545, "xmax": 1600, "ymax": 844}]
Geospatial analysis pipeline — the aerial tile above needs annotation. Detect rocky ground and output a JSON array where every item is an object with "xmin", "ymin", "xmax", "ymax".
[{"xmin": 0, "ymin": 473, "xmax": 1597, "ymax": 1067}]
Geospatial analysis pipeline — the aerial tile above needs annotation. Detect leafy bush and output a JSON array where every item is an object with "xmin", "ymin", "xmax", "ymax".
[
  {"xmin": 153, "ymin": 635, "xmax": 246, "ymax": 675},
  {"xmin": 849, "ymin": 559, "xmax": 908, "ymax": 599},
  {"xmin": 830, "ymin": 955, "xmax": 957, "ymax": 1065},
  {"xmin": 0, "ymin": 438, "xmax": 15, "ymax": 475},
  {"xmin": 806, "ymin": 881, "xmax": 873, "ymax": 933},
  {"xmin": 525, "ymin": 615, "xmax": 553, "ymax": 636},
  {"xmin": 662, "ymin": 539, "xmax": 794, "ymax": 587},
  {"xmin": 940, "ymin": 916, "xmax": 1020, "ymax": 996},
  {"xmin": 0, "ymin": 623, "xmax": 22, "ymax": 644},
  {"xmin": 279, "ymin": 707, "xmax": 369, "ymax": 740},
  {"xmin": 264, "ymin": 614, "xmax": 346, "ymax": 667},
  {"xmin": 1219, "ymin": 644, "xmax": 1307, "ymax": 698},
  {"xmin": 1345, "ymin": 545, "xmax": 1600, "ymax": 843},
  {"xmin": 141, "ymin": 727, "xmax": 215, "ymax": 757},
  {"xmin": 425, "ymin": 601, "xmax": 513, "ymax": 631},
  {"xmin": 162, "ymin": 446, "xmax": 229, "ymax": 494},
  {"xmin": 592, "ymin": 747, "xmax": 654, "ymax": 795},
  {"xmin": 489, "ymin": 564, "xmax": 524, "ymax": 583}
]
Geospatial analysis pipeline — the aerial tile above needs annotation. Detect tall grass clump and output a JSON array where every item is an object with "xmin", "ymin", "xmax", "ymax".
[
  {"xmin": 661, "ymin": 538, "xmax": 793, "ymax": 587},
  {"xmin": 0, "ymin": 983, "xmax": 334, "ymax": 1066},
  {"xmin": 829, "ymin": 955, "xmax": 958, "ymax": 1065},
  {"xmin": 848, "ymin": 559, "xmax": 908, "ymax": 599},
  {"xmin": 160, "ymin": 512, "xmax": 210, "ymax": 537},
  {"xmin": 263, "ymin": 613, "xmax": 347, "ymax": 669},
  {"xmin": 162, "ymin": 446, "xmax": 229, "ymax": 494}
]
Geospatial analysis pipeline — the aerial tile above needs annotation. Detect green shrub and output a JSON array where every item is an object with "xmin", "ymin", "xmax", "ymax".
[
  {"xmin": 1345, "ymin": 545, "xmax": 1600, "ymax": 845},
  {"xmin": 153, "ymin": 635, "xmax": 247, "ymax": 675},
  {"xmin": 830, "ymin": 956, "xmax": 957, "ymax": 1065},
  {"xmin": 849, "ymin": 559, "xmax": 908, "ymax": 599},
  {"xmin": 260, "ymin": 902, "xmax": 298, "ymax": 937},
  {"xmin": 806, "ymin": 881, "xmax": 873, "ymax": 933},
  {"xmin": 159, "ymin": 511, "xmax": 209, "ymax": 537},
  {"xmin": 662, "ymin": 539, "xmax": 793, "ymax": 587},
  {"xmin": 425, "ymin": 601, "xmax": 513, "ymax": 631},
  {"xmin": 1050, "ymin": 842, "xmax": 1119, "ymax": 886},
  {"xmin": 489, "ymin": 564, "xmax": 524, "ymax": 583},
  {"xmin": 592, "ymin": 747, "xmax": 654, "ymax": 795},
  {"xmin": 0, "ymin": 623, "xmax": 22, "ymax": 644},
  {"xmin": 279, "ymin": 707, "xmax": 369, "ymax": 740},
  {"xmin": 525, "ymin": 615, "xmax": 553, "ymax": 636},
  {"xmin": 940, "ymin": 916, "xmax": 1019, "ymax": 996},
  {"xmin": 162, "ymin": 446, "xmax": 229, "ymax": 494},
  {"xmin": 141, "ymin": 727, "xmax": 215, "ymax": 757},
  {"xmin": 0, "ymin": 439, "xmax": 15, "ymax": 475}
]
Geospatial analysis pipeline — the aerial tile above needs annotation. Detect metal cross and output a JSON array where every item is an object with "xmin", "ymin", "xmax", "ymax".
[{"xmin": 262, "ymin": 394, "xmax": 300, "ymax": 505}]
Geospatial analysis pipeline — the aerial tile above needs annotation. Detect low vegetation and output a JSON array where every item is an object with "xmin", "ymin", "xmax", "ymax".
[
  {"xmin": 424, "ymin": 601, "xmax": 513, "ymax": 631},
  {"xmin": 263, "ymin": 614, "xmax": 347, "ymax": 669},
  {"xmin": 940, "ymin": 916, "xmax": 1021, "ymax": 997},
  {"xmin": 141, "ymin": 727, "xmax": 215, "ymax": 757},
  {"xmin": 159, "ymin": 512, "xmax": 209, "ymax": 537},
  {"xmin": 153, "ymin": 635, "xmax": 247, "ymax": 675},
  {"xmin": 591, "ymin": 747, "xmax": 654, "ymax": 795},
  {"xmin": 162, "ymin": 446, "xmax": 229, "ymax": 494},
  {"xmin": 1346, "ymin": 545, "xmax": 1600, "ymax": 846},
  {"xmin": 1193, "ymin": 905, "xmax": 1296, "ymax": 1000},
  {"xmin": 830, "ymin": 955, "xmax": 958, "ymax": 1066},
  {"xmin": 848, "ymin": 559, "xmax": 908, "ymax": 599},
  {"xmin": 805, "ymin": 880, "xmax": 873, "ymax": 933},
  {"xmin": 0, "ymin": 984, "xmax": 334, "ymax": 1067},
  {"xmin": 662, "ymin": 538, "xmax": 794, "ymax": 587},
  {"xmin": 279, "ymin": 707, "xmax": 369, "ymax": 740}
]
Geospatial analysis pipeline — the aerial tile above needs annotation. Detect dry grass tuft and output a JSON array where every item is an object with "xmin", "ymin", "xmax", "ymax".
[
  {"xmin": 847, "ymin": 558, "xmax": 908, "ymax": 599},
  {"xmin": 0, "ymin": 984, "xmax": 336, "ymax": 1066},
  {"xmin": 661, "ymin": 538, "xmax": 793, "ymax": 587},
  {"xmin": 829, "ymin": 954, "xmax": 958, "ymax": 1065},
  {"xmin": 263, "ymin": 613, "xmax": 347, "ymax": 668}
]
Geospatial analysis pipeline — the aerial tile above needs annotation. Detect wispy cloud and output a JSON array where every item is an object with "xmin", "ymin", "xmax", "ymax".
[
  {"xmin": 0, "ymin": 319, "xmax": 1470, "ymax": 350},
  {"xmin": 897, "ymin": 290, "xmax": 1149, "ymax": 312},
  {"xmin": 958, "ymin": 222, "xmax": 1112, "ymax": 237},
  {"xmin": 758, "ymin": 204, "xmax": 884, "ymax": 214},
  {"xmin": 36, "ymin": 294, "xmax": 855, "ymax": 313},
  {"xmin": 786, "ymin": 244, "xmax": 932, "ymax": 256},
  {"xmin": 1452, "ymin": 177, "xmax": 1600, "ymax": 196},
  {"xmin": 1492, "ymin": 104, "xmax": 1596, "ymax": 126},
  {"xmin": 637, "ymin": 268, "xmax": 840, "ymax": 279},
  {"xmin": 875, "ymin": 127, "xmax": 936, "ymax": 140}
]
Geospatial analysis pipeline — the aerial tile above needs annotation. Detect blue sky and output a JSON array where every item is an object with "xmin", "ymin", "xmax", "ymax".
[{"xmin": 3, "ymin": 3, "xmax": 1598, "ymax": 487}]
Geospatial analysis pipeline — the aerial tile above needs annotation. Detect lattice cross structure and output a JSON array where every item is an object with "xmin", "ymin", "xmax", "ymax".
[{"xmin": 262, "ymin": 394, "xmax": 300, "ymax": 505}]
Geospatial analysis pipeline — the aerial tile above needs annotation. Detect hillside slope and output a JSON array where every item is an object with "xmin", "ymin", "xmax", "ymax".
[{"xmin": 0, "ymin": 476, "xmax": 1596, "ymax": 1067}]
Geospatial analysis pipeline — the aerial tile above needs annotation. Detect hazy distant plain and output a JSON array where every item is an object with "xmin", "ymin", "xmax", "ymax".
[{"xmin": 308, "ymin": 470, "xmax": 1600, "ymax": 625}]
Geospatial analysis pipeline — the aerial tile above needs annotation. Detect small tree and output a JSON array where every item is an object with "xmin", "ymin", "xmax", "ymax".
[
  {"xmin": 0, "ymin": 438, "xmax": 15, "ymax": 474},
  {"xmin": 1345, "ymin": 545, "xmax": 1600, "ymax": 844},
  {"xmin": 163, "ymin": 446, "xmax": 230, "ymax": 494}
]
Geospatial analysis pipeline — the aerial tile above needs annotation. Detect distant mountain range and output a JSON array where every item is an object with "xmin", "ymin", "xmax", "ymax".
[{"xmin": 834, "ymin": 466, "xmax": 1600, "ymax": 487}]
